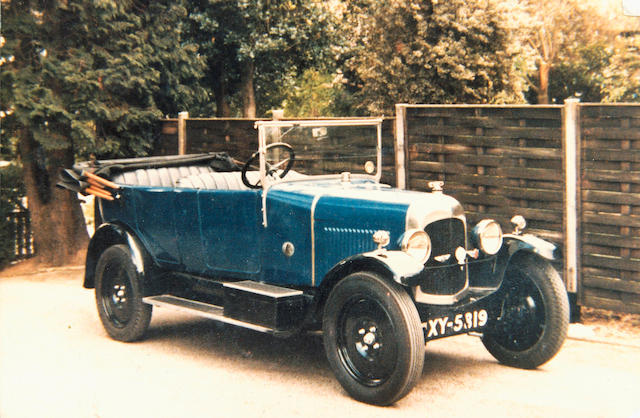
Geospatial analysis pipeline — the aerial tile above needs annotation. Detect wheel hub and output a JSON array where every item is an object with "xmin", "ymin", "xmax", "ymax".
[
  {"xmin": 112, "ymin": 284, "xmax": 128, "ymax": 305},
  {"xmin": 354, "ymin": 323, "xmax": 383, "ymax": 360},
  {"xmin": 491, "ymin": 276, "xmax": 546, "ymax": 351}
]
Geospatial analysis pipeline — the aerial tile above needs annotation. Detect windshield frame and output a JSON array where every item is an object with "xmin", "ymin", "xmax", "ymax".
[{"xmin": 254, "ymin": 118, "xmax": 384, "ymax": 189}]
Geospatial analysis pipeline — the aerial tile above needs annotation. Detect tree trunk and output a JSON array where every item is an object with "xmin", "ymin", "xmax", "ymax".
[
  {"xmin": 213, "ymin": 73, "xmax": 232, "ymax": 117},
  {"xmin": 240, "ymin": 60, "xmax": 256, "ymax": 118},
  {"xmin": 18, "ymin": 132, "xmax": 89, "ymax": 266},
  {"xmin": 537, "ymin": 60, "xmax": 551, "ymax": 104}
]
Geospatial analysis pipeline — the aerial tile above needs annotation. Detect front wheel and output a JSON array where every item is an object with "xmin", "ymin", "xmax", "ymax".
[
  {"xmin": 482, "ymin": 254, "xmax": 569, "ymax": 369},
  {"xmin": 95, "ymin": 244, "xmax": 152, "ymax": 342},
  {"xmin": 323, "ymin": 272, "xmax": 425, "ymax": 405}
]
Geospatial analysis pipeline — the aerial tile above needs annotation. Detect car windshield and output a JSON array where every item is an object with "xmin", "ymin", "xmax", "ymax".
[{"xmin": 255, "ymin": 119, "xmax": 382, "ymax": 182}]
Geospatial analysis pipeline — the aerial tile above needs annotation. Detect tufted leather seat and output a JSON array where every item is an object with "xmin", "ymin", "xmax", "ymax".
[
  {"xmin": 111, "ymin": 166, "xmax": 214, "ymax": 188},
  {"xmin": 176, "ymin": 171, "xmax": 259, "ymax": 190}
]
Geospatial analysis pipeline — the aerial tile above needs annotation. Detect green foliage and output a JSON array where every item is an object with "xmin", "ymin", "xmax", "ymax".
[
  {"xmin": 1, "ymin": 0, "xmax": 206, "ymax": 159},
  {"xmin": 188, "ymin": 0, "xmax": 339, "ymax": 116},
  {"xmin": 281, "ymin": 69, "xmax": 355, "ymax": 117},
  {"xmin": 0, "ymin": 164, "xmax": 26, "ymax": 267},
  {"xmin": 544, "ymin": 43, "xmax": 612, "ymax": 103},
  {"xmin": 602, "ymin": 34, "xmax": 640, "ymax": 102},
  {"xmin": 516, "ymin": 0, "xmax": 640, "ymax": 104},
  {"xmin": 342, "ymin": 0, "xmax": 523, "ymax": 114}
]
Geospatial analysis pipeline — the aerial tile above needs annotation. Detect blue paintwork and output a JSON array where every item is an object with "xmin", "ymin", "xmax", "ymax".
[
  {"xmin": 198, "ymin": 189, "xmax": 262, "ymax": 276},
  {"xmin": 261, "ymin": 179, "xmax": 412, "ymax": 286},
  {"xmin": 95, "ymin": 171, "xmax": 563, "ymax": 297},
  {"xmin": 262, "ymin": 189, "xmax": 315, "ymax": 285},
  {"xmin": 98, "ymin": 176, "xmax": 473, "ymax": 288}
]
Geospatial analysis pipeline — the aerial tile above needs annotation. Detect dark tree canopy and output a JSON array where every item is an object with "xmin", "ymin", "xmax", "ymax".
[
  {"xmin": 342, "ymin": 0, "xmax": 523, "ymax": 114},
  {"xmin": 1, "ymin": 0, "xmax": 205, "ymax": 265},
  {"xmin": 187, "ymin": 0, "xmax": 338, "ymax": 117}
]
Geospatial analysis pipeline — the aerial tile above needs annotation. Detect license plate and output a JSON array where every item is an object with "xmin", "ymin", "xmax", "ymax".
[{"xmin": 424, "ymin": 309, "xmax": 489, "ymax": 339}]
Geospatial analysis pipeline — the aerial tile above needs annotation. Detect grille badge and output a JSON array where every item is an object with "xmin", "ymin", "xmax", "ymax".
[{"xmin": 455, "ymin": 247, "xmax": 467, "ymax": 264}]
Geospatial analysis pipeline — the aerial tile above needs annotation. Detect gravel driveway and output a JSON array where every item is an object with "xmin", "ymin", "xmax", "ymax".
[{"xmin": 1, "ymin": 266, "xmax": 639, "ymax": 418}]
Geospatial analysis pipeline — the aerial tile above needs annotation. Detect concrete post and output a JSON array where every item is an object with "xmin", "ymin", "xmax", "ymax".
[
  {"xmin": 178, "ymin": 111, "xmax": 189, "ymax": 155},
  {"xmin": 395, "ymin": 104, "xmax": 407, "ymax": 190},
  {"xmin": 562, "ymin": 98, "xmax": 581, "ymax": 294}
]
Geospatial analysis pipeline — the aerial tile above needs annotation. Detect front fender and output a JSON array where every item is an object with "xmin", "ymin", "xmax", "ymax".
[
  {"xmin": 307, "ymin": 250, "xmax": 423, "ymax": 326},
  {"xmin": 84, "ymin": 223, "xmax": 149, "ymax": 289},
  {"xmin": 322, "ymin": 250, "xmax": 425, "ymax": 288},
  {"xmin": 491, "ymin": 234, "xmax": 562, "ymax": 285},
  {"xmin": 503, "ymin": 234, "xmax": 561, "ymax": 261}
]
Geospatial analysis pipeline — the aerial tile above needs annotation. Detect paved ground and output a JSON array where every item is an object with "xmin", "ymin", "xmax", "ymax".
[{"xmin": 1, "ymin": 266, "xmax": 639, "ymax": 418}]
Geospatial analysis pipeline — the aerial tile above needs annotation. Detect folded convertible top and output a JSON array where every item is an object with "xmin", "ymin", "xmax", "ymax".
[{"xmin": 57, "ymin": 152, "xmax": 240, "ymax": 200}]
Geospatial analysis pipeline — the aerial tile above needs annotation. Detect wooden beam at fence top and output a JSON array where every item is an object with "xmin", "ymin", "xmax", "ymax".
[
  {"xmin": 563, "ymin": 98, "xmax": 581, "ymax": 295},
  {"xmin": 178, "ymin": 111, "xmax": 188, "ymax": 155}
]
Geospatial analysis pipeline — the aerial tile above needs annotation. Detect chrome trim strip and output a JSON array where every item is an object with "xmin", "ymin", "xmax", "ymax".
[
  {"xmin": 376, "ymin": 122, "xmax": 382, "ymax": 183},
  {"xmin": 262, "ymin": 184, "xmax": 270, "ymax": 227},
  {"xmin": 255, "ymin": 118, "xmax": 384, "ymax": 129},
  {"xmin": 405, "ymin": 203, "xmax": 466, "ymax": 231},
  {"xmin": 310, "ymin": 193, "xmax": 323, "ymax": 287},
  {"xmin": 125, "ymin": 233, "xmax": 145, "ymax": 274}
]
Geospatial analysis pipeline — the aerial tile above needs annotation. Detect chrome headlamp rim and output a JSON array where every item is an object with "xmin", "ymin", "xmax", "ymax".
[
  {"xmin": 401, "ymin": 229, "xmax": 432, "ymax": 264},
  {"xmin": 473, "ymin": 219, "xmax": 503, "ymax": 255}
]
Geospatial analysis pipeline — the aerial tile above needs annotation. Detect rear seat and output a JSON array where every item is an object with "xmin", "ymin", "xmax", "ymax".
[
  {"xmin": 176, "ymin": 170, "xmax": 307, "ymax": 190},
  {"xmin": 176, "ymin": 171, "xmax": 259, "ymax": 190},
  {"xmin": 110, "ymin": 166, "xmax": 214, "ymax": 188},
  {"xmin": 112, "ymin": 167, "xmax": 305, "ymax": 191}
]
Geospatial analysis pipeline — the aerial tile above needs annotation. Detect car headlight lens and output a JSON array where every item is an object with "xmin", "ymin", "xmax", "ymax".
[
  {"xmin": 401, "ymin": 229, "xmax": 432, "ymax": 263},
  {"xmin": 473, "ymin": 219, "xmax": 503, "ymax": 255}
]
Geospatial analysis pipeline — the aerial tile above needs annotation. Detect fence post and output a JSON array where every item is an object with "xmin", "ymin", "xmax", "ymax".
[
  {"xmin": 562, "ymin": 98, "xmax": 581, "ymax": 295},
  {"xmin": 178, "ymin": 111, "xmax": 189, "ymax": 155},
  {"xmin": 395, "ymin": 104, "xmax": 407, "ymax": 190}
]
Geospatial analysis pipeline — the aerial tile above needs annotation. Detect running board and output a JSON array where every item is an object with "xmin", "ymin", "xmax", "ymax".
[{"xmin": 143, "ymin": 294, "xmax": 277, "ymax": 335}]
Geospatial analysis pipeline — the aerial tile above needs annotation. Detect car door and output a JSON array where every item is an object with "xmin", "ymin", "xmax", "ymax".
[
  {"xmin": 197, "ymin": 189, "xmax": 263, "ymax": 276},
  {"xmin": 133, "ymin": 188, "xmax": 181, "ymax": 266}
]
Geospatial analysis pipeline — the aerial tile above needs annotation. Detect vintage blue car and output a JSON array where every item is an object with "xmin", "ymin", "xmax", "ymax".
[{"xmin": 59, "ymin": 118, "xmax": 569, "ymax": 405}]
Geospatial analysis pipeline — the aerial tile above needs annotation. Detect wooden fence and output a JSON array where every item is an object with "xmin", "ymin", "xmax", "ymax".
[
  {"xmin": 396, "ymin": 103, "xmax": 640, "ymax": 314},
  {"xmin": 579, "ymin": 104, "xmax": 640, "ymax": 312},
  {"xmin": 154, "ymin": 104, "xmax": 640, "ymax": 314},
  {"xmin": 7, "ymin": 210, "xmax": 34, "ymax": 260}
]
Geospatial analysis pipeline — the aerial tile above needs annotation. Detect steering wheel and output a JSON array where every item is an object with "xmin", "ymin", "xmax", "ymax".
[{"xmin": 241, "ymin": 142, "xmax": 295, "ymax": 189}]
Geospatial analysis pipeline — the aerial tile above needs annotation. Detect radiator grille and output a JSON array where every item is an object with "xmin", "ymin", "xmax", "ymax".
[{"xmin": 421, "ymin": 219, "xmax": 467, "ymax": 295}]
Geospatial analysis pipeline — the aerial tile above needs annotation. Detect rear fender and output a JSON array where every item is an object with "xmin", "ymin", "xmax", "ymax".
[{"xmin": 84, "ymin": 223, "xmax": 150, "ymax": 289}]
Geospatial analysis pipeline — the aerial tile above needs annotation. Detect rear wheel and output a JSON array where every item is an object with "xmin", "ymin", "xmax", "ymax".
[
  {"xmin": 482, "ymin": 254, "xmax": 569, "ymax": 369},
  {"xmin": 95, "ymin": 244, "xmax": 152, "ymax": 342},
  {"xmin": 323, "ymin": 272, "xmax": 425, "ymax": 405}
]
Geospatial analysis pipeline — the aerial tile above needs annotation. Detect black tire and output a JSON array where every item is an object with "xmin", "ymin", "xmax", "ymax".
[
  {"xmin": 482, "ymin": 254, "xmax": 569, "ymax": 369},
  {"xmin": 94, "ymin": 244, "xmax": 152, "ymax": 342},
  {"xmin": 322, "ymin": 272, "xmax": 425, "ymax": 405}
]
